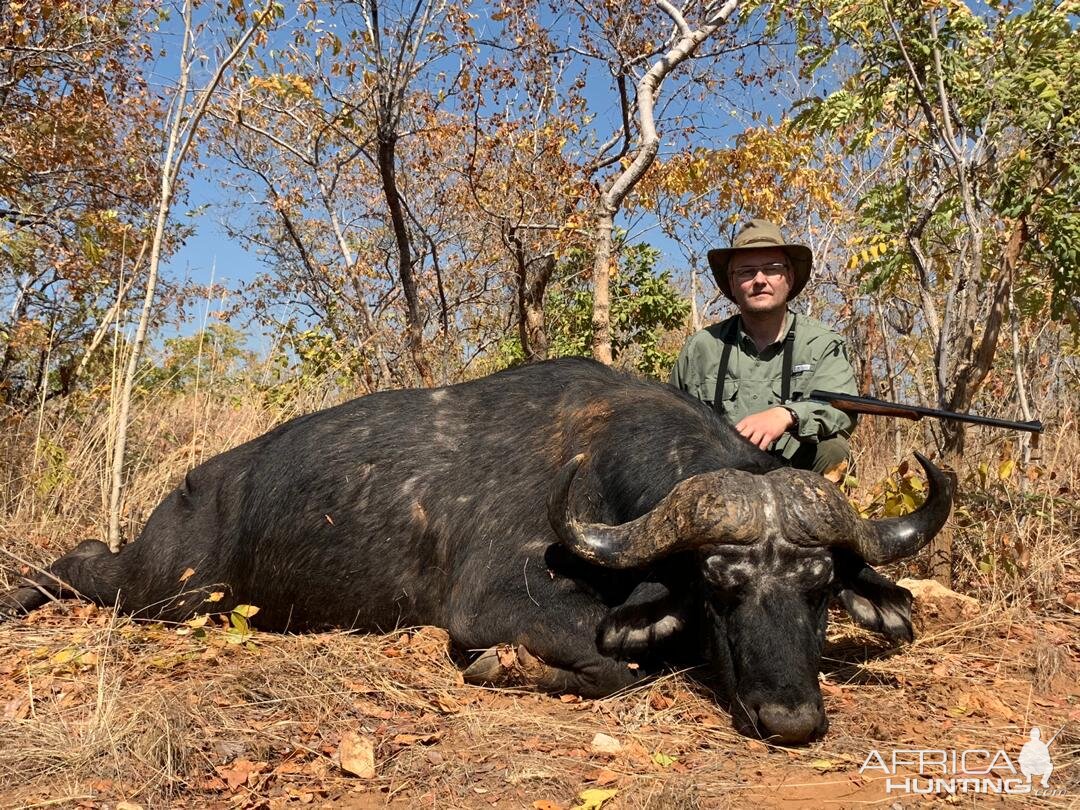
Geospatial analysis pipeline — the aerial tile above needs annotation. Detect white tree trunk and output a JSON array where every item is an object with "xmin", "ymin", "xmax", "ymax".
[
  {"xmin": 590, "ymin": 0, "xmax": 738, "ymax": 363},
  {"xmin": 107, "ymin": 1, "xmax": 271, "ymax": 550}
]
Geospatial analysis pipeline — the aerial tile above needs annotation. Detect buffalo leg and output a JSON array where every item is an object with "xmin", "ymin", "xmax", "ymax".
[
  {"xmin": 452, "ymin": 584, "xmax": 646, "ymax": 698},
  {"xmin": 463, "ymin": 643, "xmax": 642, "ymax": 697},
  {"xmin": 515, "ymin": 644, "xmax": 643, "ymax": 696},
  {"xmin": 0, "ymin": 540, "xmax": 122, "ymax": 620}
]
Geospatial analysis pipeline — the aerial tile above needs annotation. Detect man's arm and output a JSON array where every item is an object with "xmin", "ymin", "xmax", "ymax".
[
  {"xmin": 668, "ymin": 333, "xmax": 700, "ymax": 393},
  {"xmin": 785, "ymin": 338, "xmax": 858, "ymax": 441}
]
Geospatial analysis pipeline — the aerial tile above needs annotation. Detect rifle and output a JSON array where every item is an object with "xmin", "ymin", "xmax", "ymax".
[{"xmin": 808, "ymin": 390, "xmax": 1043, "ymax": 434}]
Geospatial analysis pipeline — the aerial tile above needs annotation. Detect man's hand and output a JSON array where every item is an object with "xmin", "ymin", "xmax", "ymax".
[{"xmin": 735, "ymin": 406, "xmax": 794, "ymax": 450}]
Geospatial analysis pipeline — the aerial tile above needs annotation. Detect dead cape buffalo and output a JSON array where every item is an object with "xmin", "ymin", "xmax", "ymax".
[{"xmin": 1, "ymin": 357, "xmax": 952, "ymax": 744}]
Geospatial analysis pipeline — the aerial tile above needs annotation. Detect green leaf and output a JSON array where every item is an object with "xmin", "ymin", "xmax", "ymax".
[
  {"xmin": 572, "ymin": 789, "xmax": 618, "ymax": 810},
  {"xmin": 652, "ymin": 751, "xmax": 677, "ymax": 768}
]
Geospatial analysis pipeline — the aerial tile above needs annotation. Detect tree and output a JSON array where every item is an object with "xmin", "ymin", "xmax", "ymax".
[
  {"xmin": 491, "ymin": 238, "xmax": 689, "ymax": 378},
  {"xmin": 792, "ymin": 0, "xmax": 1080, "ymax": 582},
  {"xmin": 588, "ymin": 0, "xmax": 740, "ymax": 364},
  {"xmin": 217, "ymin": 0, "xmax": 481, "ymax": 387},
  {"xmin": 107, "ymin": 0, "xmax": 280, "ymax": 550},
  {"xmin": 0, "ymin": 0, "xmax": 163, "ymax": 408}
]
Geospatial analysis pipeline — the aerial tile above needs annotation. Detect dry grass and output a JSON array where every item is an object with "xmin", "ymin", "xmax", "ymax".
[
  {"xmin": 1, "ymin": 601, "xmax": 1075, "ymax": 807},
  {"xmin": 1, "ymin": 383, "xmax": 1078, "ymax": 808}
]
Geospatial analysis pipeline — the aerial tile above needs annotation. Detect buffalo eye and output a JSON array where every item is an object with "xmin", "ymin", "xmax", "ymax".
[{"xmin": 702, "ymin": 556, "xmax": 754, "ymax": 597}]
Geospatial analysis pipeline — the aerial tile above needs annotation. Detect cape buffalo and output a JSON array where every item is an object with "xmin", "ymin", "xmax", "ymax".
[{"xmin": 1, "ymin": 357, "xmax": 952, "ymax": 744}]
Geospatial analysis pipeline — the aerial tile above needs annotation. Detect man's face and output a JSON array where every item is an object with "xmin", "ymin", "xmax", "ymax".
[{"xmin": 728, "ymin": 247, "xmax": 793, "ymax": 315}]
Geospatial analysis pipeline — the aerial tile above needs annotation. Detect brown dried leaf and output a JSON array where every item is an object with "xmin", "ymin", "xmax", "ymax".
[
  {"xmin": 393, "ymin": 732, "xmax": 442, "ymax": 746},
  {"xmin": 971, "ymin": 691, "xmax": 1018, "ymax": 721},
  {"xmin": 436, "ymin": 694, "xmax": 461, "ymax": 713},
  {"xmin": 649, "ymin": 692, "xmax": 673, "ymax": 710},
  {"xmin": 216, "ymin": 758, "xmax": 261, "ymax": 791},
  {"xmin": 591, "ymin": 768, "xmax": 619, "ymax": 786}
]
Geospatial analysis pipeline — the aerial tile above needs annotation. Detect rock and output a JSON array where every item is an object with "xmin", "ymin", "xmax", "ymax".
[
  {"xmin": 339, "ymin": 732, "xmax": 376, "ymax": 778},
  {"xmin": 589, "ymin": 733, "xmax": 622, "ymax": 755},
  {"xmin": 897, "ymin": 578, "xmax": 980, "ymax": 631}
]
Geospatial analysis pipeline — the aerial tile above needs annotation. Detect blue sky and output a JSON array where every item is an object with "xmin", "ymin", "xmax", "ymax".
[{"xmin": 155, "ymin": 1, "xmax": 800, "ymax": 331}]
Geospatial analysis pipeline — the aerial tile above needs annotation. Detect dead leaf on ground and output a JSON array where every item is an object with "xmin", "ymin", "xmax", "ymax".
[
  {"xmin": 590, "ymin": 768, "xmax": 619, "ymax": 786},
  {"xmin": 820, "ymin": 681, "xmax": 846, "ymax": 698},
  {"xmin": 436, "ymin": 694, "xmax": 461, "ymax": 713},
  {"xmin": 392, "ymin": 732, "xmax": 442, "ymax": 746},
  {"xmin": 970, "ymin": 690, "xmax": 1018, "ymax": 721},
  {"xmin": 649, "ymin": 692, "xmax": 673, "ymax": 710},
  {"xmin": 339, "ymin": 732, "xmax": 376, "ymax": 778},
  {"xmin": 215, "ymin": 758, "xmax": 263, "ymax": 791}
]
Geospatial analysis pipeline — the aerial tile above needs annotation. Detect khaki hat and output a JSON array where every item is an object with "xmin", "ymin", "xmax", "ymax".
[{"xmin": 707, "ymin": 219, "xmax": 813, "ymax": 301}]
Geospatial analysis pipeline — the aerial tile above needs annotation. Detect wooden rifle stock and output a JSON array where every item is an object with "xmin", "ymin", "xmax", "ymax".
[{"xmin": 807, "ymin": 391, "xmax": 1043, "ymax": 434}]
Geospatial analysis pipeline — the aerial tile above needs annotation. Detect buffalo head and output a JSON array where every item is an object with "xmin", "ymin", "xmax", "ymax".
[{"xmin": 548, "ymin": 453, "xmax": 953, "ymax": 745}]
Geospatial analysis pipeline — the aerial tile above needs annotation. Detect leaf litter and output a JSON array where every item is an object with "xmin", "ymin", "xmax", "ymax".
[{"xmin": 0, "ymin": 582, "xmax": 1076, "ymax": 808}]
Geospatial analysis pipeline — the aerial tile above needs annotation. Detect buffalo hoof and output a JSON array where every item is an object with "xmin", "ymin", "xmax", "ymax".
[
  {"xmin": 463, "ymin": 645, "xmax": 511, "ymax": 683},
  {"xmin": 463, "ymin": 644, "xmax": 554, "ymax": 688}
]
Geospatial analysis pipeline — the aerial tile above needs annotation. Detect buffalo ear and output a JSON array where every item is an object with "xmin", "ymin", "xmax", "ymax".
[
  {"xmin": 832, "ymin": 551, "xmax": 914, "ymax": 642},
  {"xmin": 598, "ymin": 579, "xmax": 690, "ymax": 658}
]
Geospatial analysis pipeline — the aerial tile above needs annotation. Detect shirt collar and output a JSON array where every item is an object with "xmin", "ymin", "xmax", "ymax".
[{"xmin": 737, "ymin": 309, "xmax": 794, "ymax": 351}]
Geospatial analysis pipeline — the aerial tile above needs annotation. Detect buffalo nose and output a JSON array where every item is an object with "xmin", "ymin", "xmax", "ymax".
[{"xmin": 756, "ymin": 702, "xmax": 827, "ymax": 744}]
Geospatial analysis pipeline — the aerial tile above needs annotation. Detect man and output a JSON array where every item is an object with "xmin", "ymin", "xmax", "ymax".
[{"xmin": 669, "ymin": 219, "xmax": 857, "ymax": 477}]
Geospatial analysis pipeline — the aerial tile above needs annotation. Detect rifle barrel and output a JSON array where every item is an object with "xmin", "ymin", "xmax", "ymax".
[{"xmin": 808, "ymin": 391, "xmax": 1044, "ymax": 434}]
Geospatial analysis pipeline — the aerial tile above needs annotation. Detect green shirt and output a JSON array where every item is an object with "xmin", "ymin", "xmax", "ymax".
[{"xmin": 668, "ymin": 311, "xmax": 858, "ymax": 461}]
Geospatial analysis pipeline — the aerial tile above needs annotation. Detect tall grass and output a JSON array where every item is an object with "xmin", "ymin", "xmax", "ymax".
[{"xmin": 3, "ymin": 366, "xmax": 1075, "ymax": 605}]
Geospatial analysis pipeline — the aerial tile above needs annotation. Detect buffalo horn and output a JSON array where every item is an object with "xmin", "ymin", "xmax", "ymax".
[
  {"xmin": 547, "ymin": 455, "xmax": 764, "ymax": 569},
  {"xmin": 778, "ymin": 452, "xmax": 953, "ymax": 564},
  {"xmin": 847, "ymin": 452, "xmax": 954, "ymax": 565}
]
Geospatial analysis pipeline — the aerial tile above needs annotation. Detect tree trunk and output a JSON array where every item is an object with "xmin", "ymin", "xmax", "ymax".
[
  {"xmin": 518, "ymin": 266, "xmax": 550, "ymax": 364},
  {"xmin": 523, "ymin": 301, "xmax": 547, "ymax": 362},
  {"xmin": 107, "ymin": 0, "xmax": 269, "ymax": 550},
  {"xmin": 591, "ymin": 203, "xmax": 616, "ymax": 365},
  {"xmin": 587, "ymin": 0, "xmax": 739, "ymax": 364},
  {"xmin": 376, "ymin": 131, "xmax": 433, "ymax": 386}
]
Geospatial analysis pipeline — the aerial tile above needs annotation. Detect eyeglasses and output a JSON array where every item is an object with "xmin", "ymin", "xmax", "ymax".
[{"xmin": 730, "ymin": 262, "xmax": 789, "ymax": 284}]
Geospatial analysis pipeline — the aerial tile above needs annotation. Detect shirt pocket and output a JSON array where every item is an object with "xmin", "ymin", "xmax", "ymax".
[
  {"xmin": 773, "ymin": 371, "xmax": 811, "ymax": 404},
  {"xmin": 703, "ymin": 374, "xmax": 739, "ymax": 411}
]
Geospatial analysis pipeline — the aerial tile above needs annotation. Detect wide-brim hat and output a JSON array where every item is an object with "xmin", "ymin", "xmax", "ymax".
[{"xmin": 707, "ymin": 218, "xmax": 813, "ymax": 302}]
